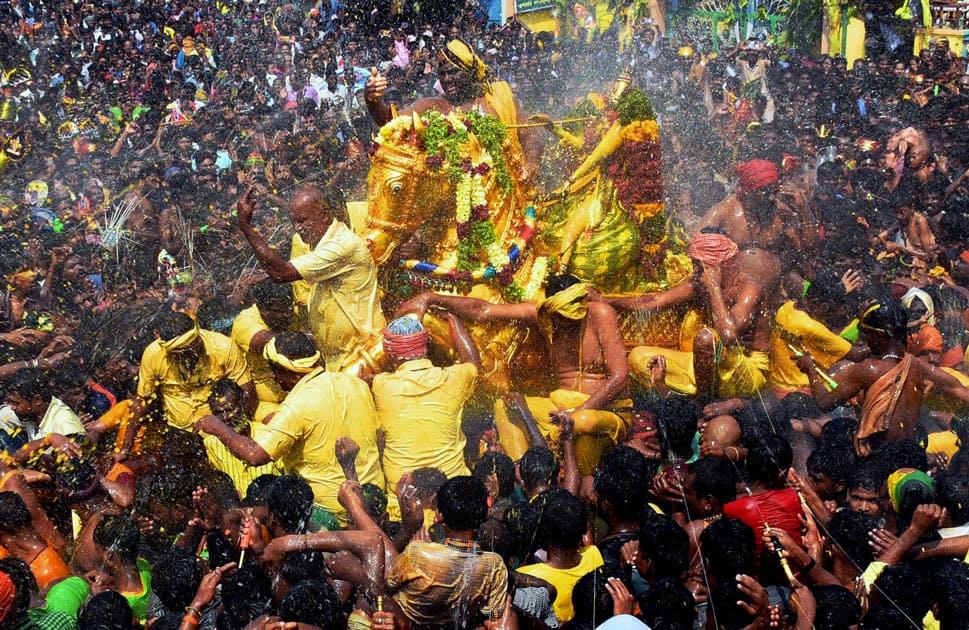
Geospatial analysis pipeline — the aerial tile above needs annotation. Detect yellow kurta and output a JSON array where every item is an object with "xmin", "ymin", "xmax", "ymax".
[
  {"xmin": 252, "ymin": 369, "xmax": 384, "ymax": 522},
  {"xmin": 517, "ymin": 545, "xmax": 604, "ymax": 623},
  {"xmin": 230, "ymin": 305, "xmax": 284, "ymax": 420},
  {"xmin": 203, "ymin": 422, "xmax": 284, "ymax": 496},
  {"xmin": 290, "ymin": 220, "xmax": 386, "ymax": 372},
  {"xmin": 768, "ymin": 301, "xmax": 852, "ymax": 395},
  {"xmin": 372, "ymin": 359, "xmax": 476, "ymax": 488},
  {"xmin": 137, "ymin": 330, "xmax": 251, "ymax": 431}
]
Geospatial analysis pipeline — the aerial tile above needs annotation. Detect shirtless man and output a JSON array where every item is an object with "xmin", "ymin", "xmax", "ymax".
[
  {"xmin": 395, "ymin": 274, "xmax": 629, "ymax": 475},
  {"xmin": 606, "ymin": 230, "xmax": 781, "ymax": 399},
  {"xmin": 699, "ymin": 159, "xmax": 814, "ymax": 254},
  {"xmin": 795, "ymin": 301, "xmax": 969, "ymax": 456},
  {"xmin": 364, "ymin": 38, "xmax": 541, "ymax": 180},
  {"xmin": 876, "ymin": 181, "xmax": 937, "ymax": 269}
]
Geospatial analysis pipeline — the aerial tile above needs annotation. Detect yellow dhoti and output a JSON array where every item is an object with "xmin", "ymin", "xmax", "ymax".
[
  {"xmin": 629, "ymin": 330, "xmax": 769, "ymax": 398},
  {"xmin": 493, "ymin": 389, "xmax": 630, "ymax": 475}
]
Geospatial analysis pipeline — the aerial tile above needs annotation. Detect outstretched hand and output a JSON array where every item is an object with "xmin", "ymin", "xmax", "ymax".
[{"xmin": 237, "ymin": 186, "xmax": 256, "ymax": 225}]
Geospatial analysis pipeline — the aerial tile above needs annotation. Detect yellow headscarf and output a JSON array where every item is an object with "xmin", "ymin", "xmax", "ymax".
[
  {"xmin": 539, "ymin": 283, "xmax": 589, "ymax": 321},
  {"xmin": 263, "ymin": 337, "xmax": 321, "ymax": 373},
  {"xmin": 159, "ymin": 322, "xmax": 200, "ymax": 351},
  {"xmin": 441, "ymin": 39, "xmax": 488, "ymax": 83}
]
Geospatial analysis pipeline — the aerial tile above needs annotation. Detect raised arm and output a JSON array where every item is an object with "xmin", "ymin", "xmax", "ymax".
[
  {"xmin": 194, "ymin": 415, "xmax": 272, "ymax": 466},
  {"xmin": 237, "ymin": 187, "xmax": 302, "ymax": 283},
  {"xmin": 442, "ymin": 312, "xmax": 482, "ymax": 370},
  {"xmin": 395, "ymin": 292, "xmax": 537, "ymax": 324},
  {"xmin": 603, "ymin": 280, "xmax": 697, "ymax": 312}
]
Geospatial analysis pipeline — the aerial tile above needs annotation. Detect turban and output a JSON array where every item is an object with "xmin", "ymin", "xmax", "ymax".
[
  {"xmin": 159, "ymin": 321, "xmax": 200, "ymax": 351},
  {"xmin": 263, "ymin": 337, "xmax": 321, "ymax": 373},
  {"xmin": 901, "ymin": 287, "xmax": 936, "ymax": 327},
  {"xmin": 886, "ymin": 468, "xmax": 934, "ymax": 514},
  {"xmin": 687, "ymin": 232, "xmax": 739, "ymax": 267},
  {"xmin": 440, "ymin": 39, "xmax": 488, "ymax": 83},
  {"xmin": 539, "ymin": 283, "xmax": 589, "ymax": 321},
  {"xmin": 907, "ymin": 325, "xmax": 943, "ymax": 355},
  {"xmin": 383, "ymin": 316, "xmax": 429, "ymax": 360},
  {"xmin": 0, "ymin": 572, "xmax": 14, "ymax": 624},
  {"xmin": 736, "ymin": 159, "xmax": 779, "ymax": 191}
]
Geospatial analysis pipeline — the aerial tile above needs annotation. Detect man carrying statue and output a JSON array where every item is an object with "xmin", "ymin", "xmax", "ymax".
[
  {"xmin": 364, "ymin": 38, "xmax": 542, "ymax": 181},
  {"xmin": 396, "ymin": 274, "xmax": 630, "ymax": 475}
]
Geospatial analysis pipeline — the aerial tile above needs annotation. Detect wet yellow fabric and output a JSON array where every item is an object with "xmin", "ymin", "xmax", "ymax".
[
  {"xmin": 231, "ymin": 305, "xmax": 285, "ymax": 413},
  {"xmin": 137, "ymin": 329, "xmax": 251, "ymax": 431},
  {"xmin": 925, "ymin": 366, "xmax": 969, "ymax": 413},
  {"xmin": 518, "ymin": 545, "xmax": 604, "ymax": 623},
  {"xmin": 289, "ymin": 233, "xmax": 311, "ymax": 308},
  {"xmin": 630, "ymin": 332, "xmax": 769, "ymax": 398},
  {"xmin": 252, "ymin": 369, "xmax": 383, "ymax": 523},
  {"xmin": 768, "ymin": 301, "xmax": 852, "ymax": 395},
  {"xmin": 372, "ymin": 359, "xmax": 476, "ymax": 488},
  {"xmin": 493, "ymin": 389, "xmax": 629, "ymax": 476},
  {"xmin": 289, "ymin": 220, "xmax": 385, "ymax": 372},
  {"xmin": 203, "ymin": 422, "xmax": 284, "ymax": 495}
]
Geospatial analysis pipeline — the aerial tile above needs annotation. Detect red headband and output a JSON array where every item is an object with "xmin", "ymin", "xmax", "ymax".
[{"xmin": 736, "ymin": 159, "xmax": 779, "ymax": 191}]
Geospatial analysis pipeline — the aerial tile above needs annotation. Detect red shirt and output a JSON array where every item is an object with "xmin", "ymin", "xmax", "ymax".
[{"xmin": 724, "ymin": 487, "xmax": 804, "ymax": 557}]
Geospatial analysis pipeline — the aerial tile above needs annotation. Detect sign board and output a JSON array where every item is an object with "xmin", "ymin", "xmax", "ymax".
[{"xmin": 515, "ymin": 0, "xmax": 555, "ymax": 14}]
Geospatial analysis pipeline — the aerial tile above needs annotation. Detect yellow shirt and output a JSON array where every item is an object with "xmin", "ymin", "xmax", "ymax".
[
  {"xmin": 518, "ymin": 545, "xmax": 604, "ymax": 623},
  {"xmin": 203, "ymin": 422, "xmax": 284, "ymax": 495},
  {"xmin": 137, "ymin": 329, "xmax": 251, "ymax": 431},
  {"xmin": 290, "ymin": 233, "xmax": 311, "ymax": 308},
  {"xmin": 37, "ymin": 397, "xmax": 85, "ymax": 438},
  {"xmin": 769, "ymin": 301, "xmax": 852, "ymax": 393},
  {"xmin": 252, "ymin": 369, "xmax": 384, "ymax": 521},
  {"xmin": 372, "ymin": 359, "xmax": 476, "ymax": 488},
  {"xmin": 289, "ymin": 220, "xmax": 385, "ymax": 372},
  {"xmin": 231, "ymin": 305, "xmax": 285, "ymax": 406}
]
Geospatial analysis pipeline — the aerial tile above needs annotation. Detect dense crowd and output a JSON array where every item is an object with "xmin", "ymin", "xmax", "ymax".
[{"xmin": 3, "ymin": 0, "xmax": 969, "ymax": 627}]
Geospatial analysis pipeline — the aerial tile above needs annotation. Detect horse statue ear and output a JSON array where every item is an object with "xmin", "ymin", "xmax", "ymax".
[{"xmin": 411, "ymin": 111, "xmax": 425, "ymax": 138}]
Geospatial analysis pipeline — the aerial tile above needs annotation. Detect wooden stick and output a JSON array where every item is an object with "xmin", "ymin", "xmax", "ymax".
[{"xmin": 506, "ymin": 116, "xmax": 598, "ymax": 129}]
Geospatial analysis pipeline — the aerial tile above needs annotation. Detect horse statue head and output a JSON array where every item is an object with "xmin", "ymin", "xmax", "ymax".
[{"xmin": 364, "ymin": 109, "xmax": 538, "ymax": 301}]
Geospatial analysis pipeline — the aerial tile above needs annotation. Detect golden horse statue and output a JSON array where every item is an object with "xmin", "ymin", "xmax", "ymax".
[
  {"xmin": 362, "ymin": 100, "xmax": 691, "ymax": 392},
  {"xmin": 363, "ymin": 110, "xmax": 553, "ymax": 393}
]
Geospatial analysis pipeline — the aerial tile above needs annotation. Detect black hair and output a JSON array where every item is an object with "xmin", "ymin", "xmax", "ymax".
[
  {"xmin": 273, "ymin": 331, "xmax": 318, "ymax": 361},
  {"xmin": 859, "ymin": 300, "xmax": 909, "ymax": 343},
  {"xmin": 869, "ymin": 563, "xmax": 931, "ymax": 623},
  {"xmin": 936, "ymin": 472, "xmax": 969, "ymax": 524},
  {"xmin": 518, "ymin": 447, "xmax": 558, "ymax": 493},
  {"xmin": 502, "ymin": 500, "xmax": 542, "ymax": 563},
  {"xmin": 157, "ymin": 310, "xmax": 195, "ymax": 341},
  {"xmin": 437, "ymin": 476, "xmax": 490, "ymax": 531},
  {"xmin": 935, "ymin": 559, "xmax": 969, "ymax": 627},
  {"xmin": 151, "ymin": 547, "xmax": 203, "ymax": 611},
  {"xmin": 268, "ymin": 475, "xmax": 314, "ymax": 534},
  {"xmin": 688, "ymin": 457, "xmax": 738, "ymax": 506},
  {"xmin": 594, "ymin": 446, "xmax": 654, "ymax": 521},
  {"xmin": 812, "ymin": 584, "xmax": 862, "ymax": 630},
  {"xmin": 249, "ymin": 278, "xmax": 294, "ymax": 309},
  {"xmin": 699, "ymin": 518, "xmax": 755, "ymax": 584},
  {"xmin": 412, "ymin": 467, "xmax": 450, "ymax": 503},
  {"xmin": 871, "ymin": 440, "xmax": 929, "ymax": 478},
  {"xmin": 196, "ymin": 298, "xmax": 237, "ymax": 335},
  {"xmin": 472, "ymin": 453, "xmax": 516, "ymax": 499},
  {"xmin": 535, "ymin": 487, "xmax": 588, "ymax": 550},
  {"xmin": 0, "ymin": 558, "xmax": 36, "ymax": 621},
  {"xmin": 280, "ymin": 549, "xmax": 326, "ymax": 585},
  {"xmin": 806, "ymin": 447, "xmax": 857, "ymax": 486},
  {"xmin": 78, "ymin": 591, "xmax": 135, "ymax": 630},
  {"xmin": 745, "ymin": 435, "xmax": 793, "ymax": 486},
  {"xmin": 709, "ymin": 581, "xmax": 757, "ymax": 629},
  {"xmin": 818, "ymin": 417, "xmax": 859, "ymax": 452},
  {"xmin": 657, "ymin": 396, "xmax": 700, "ymax": 460},
  {"xmin": 568, "ymin": 568, "xmax": 616, "ymax": 626},
  {"xmin": 54, "ymin": 457, "xmax": 99, "ymax": 500},
  {"xmin": 244, "ymin": 474, "xmax": 279, "ymax": 507},
  {"xmin": 3, "ymin": 369, "xmax": 49, "ymax": 402},
  {"xmin": 848, "ymin": 462, "xmax": 884, "ymax": 493},
  {"xmin": 639, "ymin": 578, "xmax": 696, "ymax": 629},
  {"xmin": 93, "ymin": 514, "xmax": 141, "ymax": 563},
  {"xmin": 827, "ymin": 509, "xmax": 879, "ymax": 567},
  {"xmin": 361, "ymin": 482, "xmax": 388, "ymax": 522},
  {"xmin": 545, "ymin": 274, "xmax": 582, "ymax": 297},
  {"xmin": 0, "ymin": 492, "xmax": 31, "ymax": 533},
  {"xmin": 639, "ymin": 514, "xmax": 689, "ymax": 579},
  {"xmin": 278, "ymin": 579, "xmax": 345, "ymax": 627},
  {"xmin": 220, "ymin": 564, "xmax": 273, "ymax": 629}
]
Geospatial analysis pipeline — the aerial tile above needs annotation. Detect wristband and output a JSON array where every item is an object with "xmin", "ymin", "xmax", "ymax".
[
  {"xmin": 186, "ymin": 605, "xmax": 202, "ymax": 617},
  {"xmin": 801, "ymin": 557, "xmax": 816, "ymax": 573},
  {"xmin": 182, "ymin": 615, "xmax": 200, "ymax": 626}
]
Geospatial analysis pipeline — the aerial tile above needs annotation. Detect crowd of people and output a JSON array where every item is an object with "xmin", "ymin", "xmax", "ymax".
[{"xmin": 3, "ymin": 0, "xmax": 969, "ymax": 627}]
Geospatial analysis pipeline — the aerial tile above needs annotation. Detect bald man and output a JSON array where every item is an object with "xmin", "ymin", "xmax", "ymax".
[{"xmin": 237, "ymin": 185, "xmax": 385, "ymax": 374}]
